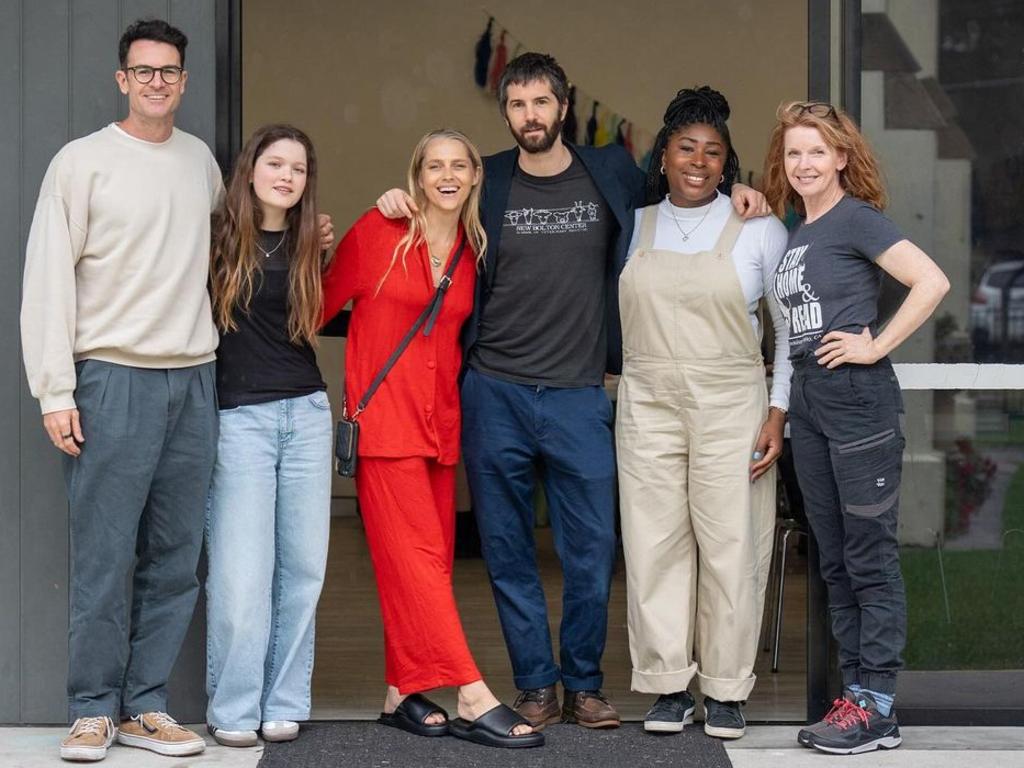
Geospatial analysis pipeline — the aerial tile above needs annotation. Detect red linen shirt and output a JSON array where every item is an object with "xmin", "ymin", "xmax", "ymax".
[{"xmin": 321, "ymin": 210, "xmax": 477, "ymax": 464}]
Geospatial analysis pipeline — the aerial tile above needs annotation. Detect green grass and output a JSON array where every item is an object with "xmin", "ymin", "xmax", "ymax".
[
  {"xmin": 974, "ymin": 416, "xmax": 1024, "ymax": 447},
  {"xmin": 900, "ymin": 464, "xmax": 1024, "ymax": 670}
]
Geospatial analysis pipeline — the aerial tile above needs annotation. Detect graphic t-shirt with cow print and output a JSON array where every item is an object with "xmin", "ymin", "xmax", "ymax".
[{"xmin": 471, "ymin": 155, "xmax": 612, "ymax": 387}]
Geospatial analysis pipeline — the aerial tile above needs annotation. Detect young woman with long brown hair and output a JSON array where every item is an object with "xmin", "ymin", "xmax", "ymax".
[
  {"xmin": 321, "ymin": 129, "xmax": 543, "ymax": 749},
  {"xmin": 204, "ymin": 124, "xmax": 332, "ymax": 748},
  {"xmin": 762, "ymin": 103, "xmax": 948, "ymax": 755}
]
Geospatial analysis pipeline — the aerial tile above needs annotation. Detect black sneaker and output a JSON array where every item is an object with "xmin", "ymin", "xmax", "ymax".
[
  {"xmin": 703, "ymin": 697, "xmax": 745, "ymax": 739},
  {"xmin": 809, "ymin": 691, "xmax": 902, "ymax": 755},
  {"xmin": 643, "ymin": 691, "xmax": 695, "ymax": 734},
  {"xmin": 798, "ymin": 690, "xmax": 857, "ymax": 747}
]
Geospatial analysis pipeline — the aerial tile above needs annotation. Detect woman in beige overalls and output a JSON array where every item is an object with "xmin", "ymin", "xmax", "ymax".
[{"xmin": 616, "ymin": 87, "xmax": 791, "ymax": 739}]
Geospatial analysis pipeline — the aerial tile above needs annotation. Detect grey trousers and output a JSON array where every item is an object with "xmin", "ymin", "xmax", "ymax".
[
  {"xmin": 64, "ymin": 360, "xmax": 218, "ymax": 721},
  {"xmin": 789, "ymin": 357, "xmax": 907, "ymax": 696}
]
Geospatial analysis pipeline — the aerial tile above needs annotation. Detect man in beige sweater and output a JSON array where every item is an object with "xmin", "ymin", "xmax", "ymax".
[{"xmin": 21, "ymin": 20, "xmax": 220, "ymax": 762}]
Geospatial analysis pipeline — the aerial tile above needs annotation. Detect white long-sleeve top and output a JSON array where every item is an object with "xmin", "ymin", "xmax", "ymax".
[
  {"xmin": 627, "ymin": 193, "xmax": 792, "ymax": 410},
  {"xmin": 21, "ymin": 124, "xmax": 224, "ymax": 413}
]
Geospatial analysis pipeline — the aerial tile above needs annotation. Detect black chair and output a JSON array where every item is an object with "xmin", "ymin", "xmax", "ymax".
[{"xmin": 762, "ymin": 438, "xmax": 808, "ymax": 673}]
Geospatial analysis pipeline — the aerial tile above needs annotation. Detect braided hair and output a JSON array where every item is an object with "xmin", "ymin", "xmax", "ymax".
[{"xmin": 644, "ymin": 85, "xmax": 739, "ymax": 205}]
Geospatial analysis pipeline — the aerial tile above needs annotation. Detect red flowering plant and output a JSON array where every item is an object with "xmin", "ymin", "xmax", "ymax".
[{"xmin": 944, "ymin": 438, "xmax": 998, "ymax": 536}]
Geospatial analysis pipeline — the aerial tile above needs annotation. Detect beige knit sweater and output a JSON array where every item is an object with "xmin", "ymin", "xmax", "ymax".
[{"xmin": 21, "ymin": 124, "xmax": 224, "ymax": 413}]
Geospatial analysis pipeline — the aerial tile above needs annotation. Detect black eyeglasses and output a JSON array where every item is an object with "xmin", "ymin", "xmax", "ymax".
[
  {"xmin": 124, "ymin": 65, "xmax": 184, "ymax": 84},
  {"xmin": 789, "ymin": 101, "xmax": 837, "ymax": 119}
]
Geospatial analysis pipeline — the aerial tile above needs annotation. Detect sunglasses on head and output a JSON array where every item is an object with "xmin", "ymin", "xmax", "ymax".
[{"xmin": 789, "ymin": 101, "xmax": 838, "ymax": 119}]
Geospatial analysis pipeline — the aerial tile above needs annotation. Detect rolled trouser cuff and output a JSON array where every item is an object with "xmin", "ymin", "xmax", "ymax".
[
  {"xmin": 698, "ymin": 671, "xmax": 756, "ymax": 703},
  {"xmin": 631, "ymin": 663, "xmax": 697, "ymax": 695},
  {"xmin": 859, "ymin": 671, "xmax": 898, "ymax": 696}
]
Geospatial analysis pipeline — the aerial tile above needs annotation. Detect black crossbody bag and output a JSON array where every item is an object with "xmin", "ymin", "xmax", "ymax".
[{"xmin": 335, "ymin": 236, "xmax": 466, "ymax": 477}]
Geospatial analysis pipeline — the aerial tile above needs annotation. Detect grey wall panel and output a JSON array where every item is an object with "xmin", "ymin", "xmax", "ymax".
[
  {"xmin": 19, "ymin": 0, "xmax": 72, "ymax": 724},
  {"xmin": 124, "ymin": 0, "xmax": 172, "ymax": 26},
  {"xmin": 0, "ymin": 0, "xmax": 23, "ymax": 725},
  {"xmin": 70, "ymin": 1, "xmax": 120, "ymax": 139},
  {"xmin": 171, "ymin": 0, "xmax": 218, "ymax": 146}
]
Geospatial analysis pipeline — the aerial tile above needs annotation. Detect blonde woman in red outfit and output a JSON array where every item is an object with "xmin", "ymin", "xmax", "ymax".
[{"xmin": 321, "ymin": 129, "xmax": 542, "ymax": 749}]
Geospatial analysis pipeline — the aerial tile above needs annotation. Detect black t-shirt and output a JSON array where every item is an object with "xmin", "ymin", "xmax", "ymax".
[
  {"xmin": 470, "ymin": 156, "xmax": 612, "ymax": 387},
  {"xmin": 215, "ymin": 230, "xmax": 326, "ymax": 409},
  {"xmin": 773, "ymin": 196, "xmax": 905, "ymax": 360}
]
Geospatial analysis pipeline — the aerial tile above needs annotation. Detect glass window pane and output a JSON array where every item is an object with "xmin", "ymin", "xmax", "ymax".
[
  {"xmin": 861, "ymin": 1, "xmax": 1024, "ymax": 363},
  {"xmin": 898, "ymin": 388, "xmax": 1024, "ymax": 707}
]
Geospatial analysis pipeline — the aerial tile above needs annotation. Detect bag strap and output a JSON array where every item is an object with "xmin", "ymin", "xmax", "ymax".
[{"xmin": 349, "ymin": 235, "xmax": 466, "ymax": 419}]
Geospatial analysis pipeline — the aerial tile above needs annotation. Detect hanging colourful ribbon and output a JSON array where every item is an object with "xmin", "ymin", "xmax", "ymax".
[
  {"xmin": 563, "ymin": 85, "xmax": 579, "ymax": 145},
  {"xmin": 586, "ymin": 102, "xmax": 598, "ymax": 145},
  {"xmin": 474, "ymin": 18, "xmax": 493, "ymax": 88},
  {"xmin": 488, "ymin": 30, "xmax": 508, "ymax": 94}
]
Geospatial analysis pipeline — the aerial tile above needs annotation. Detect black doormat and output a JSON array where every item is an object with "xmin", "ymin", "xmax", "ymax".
[{"xmin": 258, "ymin": 722, "xmax": 732, "ymax": 768}]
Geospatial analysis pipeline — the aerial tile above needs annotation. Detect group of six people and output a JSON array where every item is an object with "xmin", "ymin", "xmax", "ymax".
[{"xmin": 20, "ymin": 18, "xmax": 949, "ymax": 763}]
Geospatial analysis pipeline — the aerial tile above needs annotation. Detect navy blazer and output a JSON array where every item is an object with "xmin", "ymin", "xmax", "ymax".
[{"xmin": 464, "ymin": 143, "xmax": 646, "ymax": 376}]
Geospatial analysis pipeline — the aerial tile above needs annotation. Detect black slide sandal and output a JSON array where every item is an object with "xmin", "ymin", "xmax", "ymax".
[
  {"xmin": 378, "ymin": 693, "xmax": 450, "ymax": 737},
  {"xmin": 450, "ymin": 703, "xmax": 545, "ymax": 749}
]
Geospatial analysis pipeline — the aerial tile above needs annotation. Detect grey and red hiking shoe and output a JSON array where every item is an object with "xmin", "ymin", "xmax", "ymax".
[
  {"xmin": 808, "ymin": 691, "xmax": 902, "ymax": 755},
  {"xmin": 798, "ymin": 690, "xmax": 857, "ymax": 747}
]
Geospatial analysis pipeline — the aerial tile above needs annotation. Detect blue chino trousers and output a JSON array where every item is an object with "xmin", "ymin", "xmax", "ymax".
[{"xmin": 460, "ymin": 367, "xmax": 617, "ymax": 692}]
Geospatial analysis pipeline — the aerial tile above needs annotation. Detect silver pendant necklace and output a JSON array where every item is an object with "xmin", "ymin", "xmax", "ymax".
[
  {"xmin": 666, "ymin": 195, "xmax": 713, "ymax": 241},
  {"xmin": 427, "ymin": 238, "xmax": 452, "ymax": 268},
  {"xmin": 256, "ymin": 231, "xmax": 287, "ymax": 259}
]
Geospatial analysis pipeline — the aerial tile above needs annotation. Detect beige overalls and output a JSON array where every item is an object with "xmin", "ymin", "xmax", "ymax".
[{"xmin": 616, "ymin": 206, "xmax": 776, "ymax": 702}]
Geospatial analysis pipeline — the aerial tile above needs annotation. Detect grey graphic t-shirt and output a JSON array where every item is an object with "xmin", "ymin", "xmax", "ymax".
[
  {"xmin": 471, "ymin": 156, "xmax": 612, "ymax": 386},
  {"xmin": 773, "ymin": 196, "xmax": 905, "ymax": 360}
]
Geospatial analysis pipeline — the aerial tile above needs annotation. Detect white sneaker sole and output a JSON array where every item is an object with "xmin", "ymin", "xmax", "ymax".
[
  {"xmin": 644, "ymin": 707, "xmax": 695, "ymax": 733},
  {"xmin": 59, "ymin": 744, "xmax": 108, "ymax": 762},
  {"xmin": 61, "ymin": 728, "xmax": 115, "ymax": 761},
  {"xmin": 117, "ymin": 731, "xmax": 206, "ymax": 756},
  {"xmin": 813, "ymin": 735, "xmax": 902, "ymax": 754},
  {"xmin": 261, "ymin": 725, "xmax": 299, "ymax": 742},
  {"xmin": 210, "ymin": 728, "xmax": 259, "ymax": 747},
  {"xmin": 704, "ymin": 723, "xmax": 746, "ymax": 739}
]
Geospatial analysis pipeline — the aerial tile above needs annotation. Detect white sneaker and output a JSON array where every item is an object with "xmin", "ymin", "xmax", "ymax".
[
  {"xmin": 261, "ymin": 720, "xmax": 299, "ymax": 742},
  {"xmin": 208, "ymin": 724, "xmax": 259, "ymax": 747},
  {"xmin": 60, "ymin": 716, "xmax": 117, "ymax": 762}
]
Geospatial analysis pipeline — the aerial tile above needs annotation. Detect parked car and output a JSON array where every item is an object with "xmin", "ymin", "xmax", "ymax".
[{"xmin": 970, "ymin": 258, "xmax": 1024, "ymax": 345}]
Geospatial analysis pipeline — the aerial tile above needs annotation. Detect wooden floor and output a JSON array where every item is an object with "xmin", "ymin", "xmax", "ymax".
[{"xmin": 312, "ymin": 516, "xmax": 807, "ymax": 722}]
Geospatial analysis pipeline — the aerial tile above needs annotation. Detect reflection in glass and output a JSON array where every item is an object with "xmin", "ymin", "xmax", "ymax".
[
  {"xmin": 899, "ymin": 389, "xmax": 1024, "ymax": 672},
  {"xmin": 861, "ymin": 1, "xmax": 1024, "ymax": 365}
]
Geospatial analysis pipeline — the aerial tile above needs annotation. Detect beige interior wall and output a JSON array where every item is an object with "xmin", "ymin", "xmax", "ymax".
[{"xmin": 243, "ymin": 0, "xmax": 808, "ymax": 499}]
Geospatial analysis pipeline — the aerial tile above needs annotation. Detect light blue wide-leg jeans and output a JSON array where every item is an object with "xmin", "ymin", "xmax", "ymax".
[{"xmin": 205, "ymin": 392, "xmax": 333, "ymax": 730}]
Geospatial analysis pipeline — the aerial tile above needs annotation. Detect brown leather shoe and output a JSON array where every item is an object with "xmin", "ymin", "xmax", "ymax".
[
  {"xmin": 512, "ymin": 685, "xmax": 561, "ymax": 729},
  {"xmin": 563, "ymin": 689, "xmax": 621, "ymax": 729}
]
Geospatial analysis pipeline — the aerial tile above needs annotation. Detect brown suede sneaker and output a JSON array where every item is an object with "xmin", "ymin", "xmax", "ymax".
[
  {"xmin": 60, "ymin": 716, "xmax": 116, "ymax": 762},
  {"xmin": 116, "ymin": 712, "xmax": 205, "ymax": 756},
  {"xmin": 562, "ymin": 689, "xmax": 621, "ymax": 729},
  {"xmin": 512, "ymin": 685, "xmax": 561, "ymax": 729}
]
